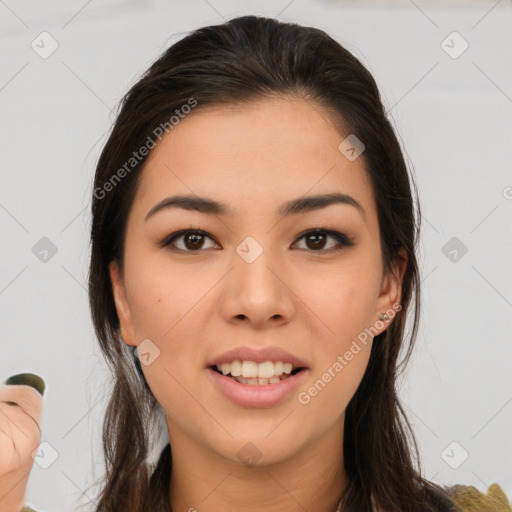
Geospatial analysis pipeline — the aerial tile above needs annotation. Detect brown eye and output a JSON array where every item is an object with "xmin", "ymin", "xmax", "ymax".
[
  {"xmin": 183, "ymin": 232, "xmax": 205, "ymax": 250},
  {"xmin": 159, "ymin": 228, "xmax": 353, "ymax": 254},
  {"xmin": 293, "ymin": 229, "xmax": 354, "ymax": 252},
  {"xmin": 160, "ymin": 230, "xmax": 219, "ymax": 252},
  {"xmin": 305, "ymin": 232, "xmax": 328, "ymax": 250}
]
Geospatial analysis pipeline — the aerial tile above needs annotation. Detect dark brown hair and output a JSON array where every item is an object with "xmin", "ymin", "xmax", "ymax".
[{"xmin": 85, "ymin": 15, "xmax": 458, "ymax": 512}]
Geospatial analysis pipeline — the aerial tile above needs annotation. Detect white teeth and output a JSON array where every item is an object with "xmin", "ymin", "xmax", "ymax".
[
  {"xmin": 241, "ymin": 361, "xmax": 258, "ymax": 378},
  {"xmin": 274, "ymin": 361, "xmax": 284, "ymax": 376},
  {"xmin": 233, "ymin": 375, "xmax": 290, "ymax": 385},
  {"xmin": 230, "ymin": 360, "xmax": 242, "ymax": 376},
  {"xmin": 215, "ymin": 360, "xmax": 300, "ymax": 379},
  {"xmin": 257, "ymin": 361, "xmax": 274, "ymax": 379}
]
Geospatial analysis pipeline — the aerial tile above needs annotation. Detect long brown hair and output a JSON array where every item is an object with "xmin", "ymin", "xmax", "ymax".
[{"xmin": 85, "ymin": 15, "xmax": 458, "ymax": 512}]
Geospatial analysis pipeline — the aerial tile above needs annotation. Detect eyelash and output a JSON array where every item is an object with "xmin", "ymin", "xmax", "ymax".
[{"xmin": 158, "ymin": 228, "xmax": 354, "ymax": 253}]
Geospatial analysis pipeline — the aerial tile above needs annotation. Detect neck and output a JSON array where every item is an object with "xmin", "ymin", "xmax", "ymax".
[{"xmin": 167, "ymin": 417, "xmax": 348, "ymax": 512}]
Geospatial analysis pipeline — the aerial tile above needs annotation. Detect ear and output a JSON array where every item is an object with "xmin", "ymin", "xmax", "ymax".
[
  {"xmin": 109, "ymin": 260, "xmax": 137, "ymax": 347},
  {"xmin": 374, "ymin": 247, "xmax": 407, "ymax": 333}
]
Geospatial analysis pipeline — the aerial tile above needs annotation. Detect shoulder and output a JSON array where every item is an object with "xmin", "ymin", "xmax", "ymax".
[{"xmin": 443, "ymin": 482, "xmax": 512, "ymax": 512}]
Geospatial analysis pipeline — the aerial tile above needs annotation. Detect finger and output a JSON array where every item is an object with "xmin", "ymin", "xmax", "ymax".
[
  {"xmin": 0, "ymin": 384, "xmax": 44, "ymax": 432},
  {"xmin": 0, "ymin": 375, "xmax": 45, "ymax": 475}
]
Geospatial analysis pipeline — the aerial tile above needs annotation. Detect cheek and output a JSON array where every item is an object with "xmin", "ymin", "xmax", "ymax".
[
  {"xmin": 298, "ymin": 262, "xmax": 381, "ymax": 342},
  {"xmin": 124, "ymin": 254, "xmax": 218, "ymax": 392},
  {"xmin": 125, "ymin": 259, "xmax": 206, "ymax": 413},
  {"xmin": 297, "ymin": 259, "xmax": 379, "ymax": 403},
  {"xmin": 125, "ymin": 254, "xmax": 207, "ymax": 338},
  {"xmin": 305, "ymin": 345, "xmax": 372, "ymax": 424},
  {"xmin": 298, "ymin": 319, "xmax": 373, "ymax": 420}
]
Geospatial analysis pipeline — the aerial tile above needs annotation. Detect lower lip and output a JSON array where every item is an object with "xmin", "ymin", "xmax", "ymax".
[{"xmin": 206, "ymin": 367, "xmax": 309, "ymax": 408}]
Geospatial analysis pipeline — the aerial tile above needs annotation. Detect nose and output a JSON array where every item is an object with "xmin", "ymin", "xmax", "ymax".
[{"xmin": 219, "ymin": 245, "xmax": 295, "ymax": 329}]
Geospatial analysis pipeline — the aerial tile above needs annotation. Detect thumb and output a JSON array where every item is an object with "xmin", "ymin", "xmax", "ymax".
[
  {"xmin": 0, "ymin": 374, "xmax": 45, "ymax": 432},
  {"xmin": 0, "ymin": 373, "xmax": 45, "ymax": 512}
]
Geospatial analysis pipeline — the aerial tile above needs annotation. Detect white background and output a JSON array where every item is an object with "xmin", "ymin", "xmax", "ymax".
[{"xmin": 1, "ymin": 0, "xmax": 511, "ymax": 510}]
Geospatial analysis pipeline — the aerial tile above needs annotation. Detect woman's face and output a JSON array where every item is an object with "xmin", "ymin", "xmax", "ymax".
[{"xmin": 110, "ymin": 96, "xmax": 405, "ymax": 467}]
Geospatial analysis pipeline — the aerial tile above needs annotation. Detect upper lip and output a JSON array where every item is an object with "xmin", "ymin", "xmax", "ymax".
[{"xmin": 206, "ymin": 346, "xmax": 308, "ymax": 369}]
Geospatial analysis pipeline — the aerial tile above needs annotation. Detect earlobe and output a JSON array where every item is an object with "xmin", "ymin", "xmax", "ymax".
[{"xmin": 109, "ymin": 260, "xmax": 136, "ymax": 346}]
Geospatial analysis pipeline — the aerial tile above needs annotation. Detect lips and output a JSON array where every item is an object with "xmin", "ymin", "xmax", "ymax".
[{"xmin": 206, "ymin": 366, "xmax": 309, "ymax": 408}]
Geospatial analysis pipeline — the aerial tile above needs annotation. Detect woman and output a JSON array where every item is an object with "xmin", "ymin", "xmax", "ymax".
[{"xmin": 1, "ymin": 15, "xmax": 510, "ymax": 512}]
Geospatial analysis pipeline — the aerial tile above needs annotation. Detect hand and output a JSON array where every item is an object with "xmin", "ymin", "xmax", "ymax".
[{"xmin": 0, "ymin": 374, "xmax": 45, "ymax": 512}]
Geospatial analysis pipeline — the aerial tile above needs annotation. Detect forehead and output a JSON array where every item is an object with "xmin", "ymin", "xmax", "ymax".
[{"xmin": 130, "ymin": 96, "xmax": 377, "ymax": 223}]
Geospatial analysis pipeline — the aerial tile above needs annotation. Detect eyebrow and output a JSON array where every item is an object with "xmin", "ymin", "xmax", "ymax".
[{"xmin": 144, "ymin": 192, "xmax": 366, "ymax": 222}]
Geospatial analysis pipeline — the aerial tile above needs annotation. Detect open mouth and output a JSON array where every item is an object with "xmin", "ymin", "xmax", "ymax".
[{"xmin": 209, "ymin": 365, "xmax": 306, "ymax": 385}]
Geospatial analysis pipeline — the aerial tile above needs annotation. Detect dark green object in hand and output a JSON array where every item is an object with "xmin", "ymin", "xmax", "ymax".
[{"xmin": 4, "ymin": 373, "xmax": 45, "ymax": 397}]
